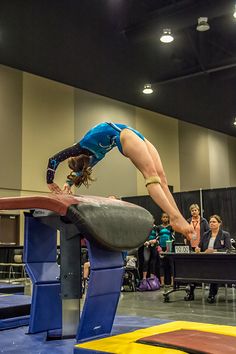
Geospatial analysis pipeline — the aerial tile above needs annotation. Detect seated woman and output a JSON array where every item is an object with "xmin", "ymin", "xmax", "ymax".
[
  {"xmin": 185, "ymin": 214, "xmax": 232, "ymax": 303},
  {"xmin": 46, "ymin": 122, "xmax": 193, "ymax": 239}
]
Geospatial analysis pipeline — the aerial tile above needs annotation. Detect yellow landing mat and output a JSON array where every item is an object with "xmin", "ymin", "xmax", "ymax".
[{"xmin": 75, "ymin": 321, "xmax": 236, "ymax": 354}]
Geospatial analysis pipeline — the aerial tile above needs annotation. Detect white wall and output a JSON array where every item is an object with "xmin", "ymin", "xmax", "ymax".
[
  {"xmin": 208, "ymin": 130, "xmax": 230, "ymax": 188},
  {"xmin": 22, "ymin": 73, "xmax": 74, "ymax": 192},
  {"xmin": 0, "ymin": 65, "xmax": 22, "ymax": 192},
  {"xmin": 228, "ymin": 135, "xmax": 236, "ymax": 187},
  {"xmin": 179, "ymin": 121, "xmax": 211, "ymax": 191}
]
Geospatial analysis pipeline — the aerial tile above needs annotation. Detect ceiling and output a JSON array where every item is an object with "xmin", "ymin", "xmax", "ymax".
[{"xmin": 0, "ymin": 0, "xmax": 236, "ymax": 137}]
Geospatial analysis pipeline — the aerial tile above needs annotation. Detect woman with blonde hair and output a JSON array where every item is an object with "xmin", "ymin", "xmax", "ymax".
[
  {"xmin": 47, "ymin": 122, "xmax": 193, "ymax": 239},
  {"xmin": 184, "ymin": 203, "xmax": 209, "ymax": 301},
  {"xmin": 187, "ymin": 203, "xmax": 209, "ymax": 251}
]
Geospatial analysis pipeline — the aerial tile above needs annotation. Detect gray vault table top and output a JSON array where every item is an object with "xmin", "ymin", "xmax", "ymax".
[{"xmin": 0, "ymin": 194, "xmax": 154, "ymax": 251}]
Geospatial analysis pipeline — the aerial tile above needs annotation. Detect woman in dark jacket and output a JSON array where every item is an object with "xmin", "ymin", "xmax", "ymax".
[
  {"xmin": 186, "ymin": 215, "xmax": 231, "ymax": 303},
  {"xmin": 197, "ymin": 219, "xmax": 231, "ymax": 253}
]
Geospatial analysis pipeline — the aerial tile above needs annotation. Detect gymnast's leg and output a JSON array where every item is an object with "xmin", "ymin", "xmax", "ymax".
[
  {"xmin": 120, "ymin": 129, "xmax": 193, "ymax": 238},
  {"xmin": 145, "ymin": 139, "xmax": 179, "ymax": 212}
]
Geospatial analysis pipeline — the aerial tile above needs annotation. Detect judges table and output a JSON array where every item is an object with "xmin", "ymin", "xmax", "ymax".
[{"xmin": 163, "ymin": 252, "xmax": 236, "ymax": 302}]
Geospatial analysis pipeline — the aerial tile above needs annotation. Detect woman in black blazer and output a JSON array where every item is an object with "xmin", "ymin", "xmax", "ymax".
[
  {"xmin": 197, "ymin": 224, "xmax": 231, "ymax": 253},
  {"xmin": 187, "ymin": 215, "xmax": 232, "ymax": 303}
]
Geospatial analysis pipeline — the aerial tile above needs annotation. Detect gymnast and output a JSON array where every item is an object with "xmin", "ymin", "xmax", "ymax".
[{"xmin": 46, "ymin": 122, "xmax": 193, "ymax": 239}]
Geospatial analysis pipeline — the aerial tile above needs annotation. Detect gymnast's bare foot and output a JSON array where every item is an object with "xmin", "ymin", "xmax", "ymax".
[
  {"xmin": 170, "ymin": 214, "xmax": 194, "ymax": 240},
  {"xmin": 62, "ymin": 183, "xmax": 72, "ymax": 194}
]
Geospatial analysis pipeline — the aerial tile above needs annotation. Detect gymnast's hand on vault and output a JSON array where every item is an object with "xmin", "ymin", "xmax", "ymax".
[
  {"xmin": 62, "ymin": 183, "xmax": 72, "ymax": 195},
  {"xmin": 47, "ymin": 183, "xmax": 62, "ymax": 194}
]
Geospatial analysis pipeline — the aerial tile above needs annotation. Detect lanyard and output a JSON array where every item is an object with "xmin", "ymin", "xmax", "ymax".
[{"xmin": 192, "ymin": 218, "xmax": 199, "ymax": 231}]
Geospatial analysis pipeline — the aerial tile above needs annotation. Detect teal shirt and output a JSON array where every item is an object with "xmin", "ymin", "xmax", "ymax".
[
  {"xmin": 156, "ymin": 225, "xmax": 174, "ymax": 248},
  {"xmin": 148, "ymin": 227, "xmax": 157, "ymax": 241},
  {"xmin": 146, "ymin": 226, "xmax": 157, "ymax": 247}
]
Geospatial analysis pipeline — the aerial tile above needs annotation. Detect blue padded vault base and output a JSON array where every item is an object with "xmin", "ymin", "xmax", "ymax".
[{"xmin": 76, "ymin": 240, "xmax": 124, "ymax": 342}]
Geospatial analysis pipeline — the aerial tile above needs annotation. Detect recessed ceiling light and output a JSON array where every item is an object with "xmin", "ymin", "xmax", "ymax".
[
  {"xmin": 233, "ymin": 117, "xmax": 236, "ymax": 126},
  {"xmin": 160, "ymin": 29, "xmax": 174, "ymax": 43},
  {"xmin": 233, "ymin": 4, "xmax": 236, "ymax": 18},
  {"xmin": 196, "ymin": 17, "xmax": 210, "ymax": 32},
  {"xmin": 143, "ymin": 84, "xmax": 153, "ymax": 94}
]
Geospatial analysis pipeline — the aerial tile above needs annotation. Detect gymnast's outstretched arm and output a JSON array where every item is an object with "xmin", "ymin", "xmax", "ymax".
[
  {"xmin": 47, "ymin": 143, "xmax": 100, "ymax": 193},
  {"xmin": 47, "ymin": 143, "xmax": 83, "ymax": 193}
]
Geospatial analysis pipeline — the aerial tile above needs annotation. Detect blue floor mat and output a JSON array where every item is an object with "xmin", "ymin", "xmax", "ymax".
[
  {"xmin": 0, "ymin": 283, "xmax": 24, "ymax": 294},
  {"xmin": 0, "ymin": 316, "xmax": 169, "ymax": 354},
  {"xmin": 0, "ymin": 294, "xmax": 31, "ymax": 315},
  {"xmin": 0, "ymin": 294, "xmax": 31, "ymax": 330}
]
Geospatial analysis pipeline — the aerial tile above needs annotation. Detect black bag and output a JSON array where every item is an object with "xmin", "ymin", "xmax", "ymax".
[{"xmin": 122, "ymin": 270, "xmax": 137, "ymax": 292}]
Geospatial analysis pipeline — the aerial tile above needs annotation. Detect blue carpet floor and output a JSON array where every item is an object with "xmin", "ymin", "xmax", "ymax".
[{"xmin": 0, "ymin": 316, "xmax": 170, "ymax": 354}]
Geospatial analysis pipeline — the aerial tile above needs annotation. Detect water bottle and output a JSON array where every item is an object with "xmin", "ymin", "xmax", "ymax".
[{"xmin": 166, "ymin": 240, "xmax": 173, "ymax": 252}]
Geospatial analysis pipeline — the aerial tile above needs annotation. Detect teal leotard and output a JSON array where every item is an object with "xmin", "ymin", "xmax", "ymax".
[{"xmin": 47, "ymin": 122, "xmax": 145, "ymax": 184}]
